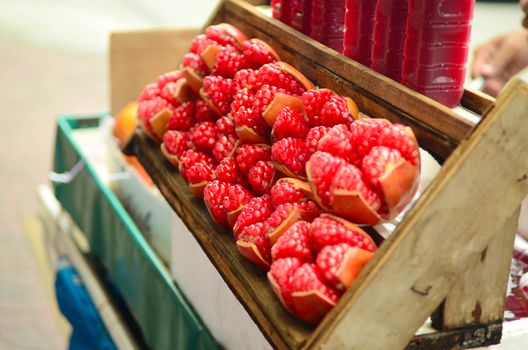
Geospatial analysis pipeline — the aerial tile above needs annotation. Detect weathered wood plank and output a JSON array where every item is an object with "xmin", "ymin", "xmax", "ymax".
[
  {"xmin": 127, "ymin": 131, "xmax": 313, "ymax": 350},
  {"xmin": 305, "ymin": 76, "xmax": 528, "ymax": 349},
  {"xmin": 461, "ymin": 88, "xmax": 495, "ymax": 116},
  {"xmin": 433, "ymin": 207, "xmax": 519, "ymax": 330}
]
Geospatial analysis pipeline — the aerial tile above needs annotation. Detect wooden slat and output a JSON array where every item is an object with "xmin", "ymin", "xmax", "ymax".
[
  {"xmin": 126, "ymin": 131, "xmax": 313, "ymax": 350},
  {"xmin": 461, "ymin": 88, "xmax": 495, "ymax": 116},
  {"xmin": 433, "ymin": 207, "xmax": 519, "ymax": 330},
  {"xmin": 305, "ymin": 76, "xmax": 528, "ymax": 349}
]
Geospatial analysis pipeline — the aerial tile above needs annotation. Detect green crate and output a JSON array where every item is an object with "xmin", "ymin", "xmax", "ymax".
[{"xmin": 53, "ymin": 115, "xmax": 219, "ymax": 350}]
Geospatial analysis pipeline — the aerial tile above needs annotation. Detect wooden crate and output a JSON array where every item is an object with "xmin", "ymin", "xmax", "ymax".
[{"xmin": 123, "ymin": 1, "xmax": 528, "ymax": 349}]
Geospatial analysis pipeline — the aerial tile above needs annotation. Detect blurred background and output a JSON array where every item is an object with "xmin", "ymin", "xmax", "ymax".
[{"xmin": 0, "ymin": 0, "xmax": 524, "ymax": 348}]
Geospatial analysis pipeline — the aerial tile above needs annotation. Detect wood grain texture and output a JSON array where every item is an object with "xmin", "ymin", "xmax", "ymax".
[
  {"xmin": 128, "ymin": 131, "xmax": 313, "ymax": 350},
  {"xmin": 461, "ymin": 88, "xmax": 495, "ymax": 117},
  {"xmin": 305, "ymin": 76, "xmax": 528, "ymax": 349},
  {"xmin": 434, "ymin": 207, "xmax": 519, "ymax": 330}
]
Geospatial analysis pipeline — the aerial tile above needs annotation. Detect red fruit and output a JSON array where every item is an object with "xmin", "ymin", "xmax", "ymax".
[
  {"xmin": 271, "ymin": 137, "xmax": 309, "ymax": 178},
  {"xmin": 271, "ymin": 221, "xmax": 312, "ymax": 263},
  {"xmin": 266, "ymin": 201, "xmax": 320, "ymax": 244},
  {"xmin": 306, "ymin": 151, "xmax": 347, "ymax": 208},
  {"xmin": 361, "ymin": 146, "xmax": 403, "ymax": 189},
  {"xmin": 205, "ymin": 23, "xmax": 247, "ymax": 49},
  {"xmin": 179, "ymin": 150, "xmax": 215, "ymax": 182},
  {"xmin": 167, "ymin": 101, "xmax": 196, "ymax": 131},
  {"xmin": 272, "ymin": 106, "xmax": 310, "ymax": 141},
  {"xmin": 268, "ymin": 257, "xmax": 302, "ymax": 311},
  {"xmin": 204, "ymin": 180, "xmax": 230, "ymax": 227},
  {"xmin": 377, "ymin": 124, "xmax": 420, "ymax": 166},
  {"xmin": 236, "ymin": 222, "xmax": 272, "ymax": 269},
  {"xmin": 242, "ymin": 38, "xmax": 280, "ymax": 69},
  {"xmin": 195, "ymin": 99, "xmax": 217, "ymax": 122},
  {"xmin": 235, "ymin": 144, "xmax": 271, "ymax": 175},
  {"xmin": 231, "ymin": 87, "xmax": 255, "ymax": 113},
  {"xmin": 233, "ymin": 195, "xmax": 273, "ymax": 239},
  {"xmin": 290, "ymin": 263, "xmax": 341, "ymax": 325},
  {"xmin": 232, "ymin": 69, "xmax": 257, "ymax": 92},
  {"xmin": 201, "ymin": 75, "xmax": 234, "ymax": 115},
  {"xmin": 223, "ymin": 184, "xmax": 253, "ymax": 227},
  {"xmin": 317, "ymin": 124, "xmax": 358, "ymax": 165},
  {"xmin": 348, "ymin": 118, "xmax": 391, "ymax": 158},
  {"xmin": 253, "ymin": 85, "xmax": 288, "ymax": 115},
  {"xmin": 305, "ymin": 126, "xmax": 331, "ymax": 155},
  {"xmin": 161, "ymin": 130, "xmax": 192, "ymax": 164},
  {"xmin": 189, "ymin": 34, "xmax": 218, "ymax": 55},
  {"xmin": 212, "ymin": 135, "xmax": 237, "ymax": 162},
  {"xmin": 181, "ymin": 52, "xmax": 209, "ymax": 77},
  {"xmin": 212, "ymin": 45, "xmax": 246, "ymax": 78},
  {"xmin": 215, "ymin": 157, "xmax": 246, "ymax": 185},
  {"xmin": 138, "ymin": 83, "xmax": 160, "ymax": 102},
  {"xmin": 254, "ymin": 63, "xmax": 310, "ymax": 95},
  {"xmin": 316, "ymin": 243, "xmax": 374, "ymax": 290},
  {"xmin": 186, "ymin": 161, "xmax": 216, "ymax": 197},
  {"xmin": 157, "ymin": 71, "xmax": 185, "ymax": 90},
  {"xmin": 137, "ymin": 96, "xmax": 173, "ymax": 141},
  {"xmin": 248, "ymin": 160, "xmax": 276, "ymax": 195},
  {"xmin": 215, "ymin": 115, "xmax": 236, "ymax": 137},
  {"xmin": 204, "ymin": 181, "xmax": 251, "ymax": 228},
  {"xmin": 270, "ymin": 178, "xmax": 309, "ymax": 208},
  {"xmin": 331, "ymin": 163, "xmax": 382, "ymax": 216},
  {"xmin": 311, "ymin": 215, "xmax": 377, "ymax": 254},
  {"xmin": 302, "ymin": 89, "xmax": 354, "ymax": 127},
  {"xmin": 189, "ymin": 121, "xmax": 217, "ymax": 152}
]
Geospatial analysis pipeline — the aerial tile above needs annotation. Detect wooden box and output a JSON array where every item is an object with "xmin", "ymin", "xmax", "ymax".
[{"xmin": 121, "ymin": 1, "xmax": 528, "ymax": 348}]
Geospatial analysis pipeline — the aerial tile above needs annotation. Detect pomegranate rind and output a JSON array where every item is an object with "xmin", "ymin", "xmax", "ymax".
[
  {"xmin": 274, "ymin": 162, "xmax": 307, "ymax": 181},
  {"xmin": 267, "ymin": 208, "xmax": 317, "ymax": 244},
  {"xmin": 235, "ymin": 125, "xmax": 270, "ymax": 144},
  {"xmin": 189, "ymin": 181, "xmax": 208, "ymax": 198},
  {"xmin": 201, "ymin": 44, "xmax": 223, "ymax": 71},
  {"xmin": 276, "ymin": 178, "xmax": 313, "ymax": 198},
  {"xmin": 262, "ymin": 93, "xmax": 305, "ymax": 126},
  {"xmin": 334, "ymin": 247, "xmax": 374, "ymax": 290},
  {"xmin": 345, "ymin": 97, "xmax": 360, "ymax": 120},
  {"xmin": 174, "ymin": 78, "xmax": 198, "ymax": 103},
  {"xmin": 149, "ymin": 108, "xmax": 172, "ymax": 141},
  {"xmin": 291, "ymin": 290, "xmax": 336, "ymax": 325},
  {"xmin": 331, "ymin": 189, "xmax": 382, "ymax": 225},
  {"xmin": 379, "ymin": 158, "xmax": 420, "ymax": 219},
  {"xmin": 218, "ymin": 23, "xmax": 248, "ymax": 48},
  {"xmin": 160, "ymin": 143, "xmax": 181, "ymax": 166},
  {"xmin": 236, "ymin": 240, "xmax": 271, "ymax": 269},
  {"xmin": 276, "ymin": 61, "xmax": 314, "ymax": 91},
  {"xmin": 199, "ymin": 88, "xmax": 223, "ymax": 116},
  {"xmin": 267, "ymin": 271, "xmax": 293, "ymax": 312},
  {"xmin": 183, "ymin": 67, "xmax": 204, "ymax": 94},
  {"xmin": 227, "ymin": 205, "xmax": 247, "ymax": 228}
]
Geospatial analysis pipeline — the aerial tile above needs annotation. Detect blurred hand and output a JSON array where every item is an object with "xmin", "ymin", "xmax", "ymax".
[
  {"xmin": 522, "ymin": 0, "xmax": 528, "ymax": 28},
  {"xmin": 471, "ymin": 29, "xmax": 528, "ymax": 97}
]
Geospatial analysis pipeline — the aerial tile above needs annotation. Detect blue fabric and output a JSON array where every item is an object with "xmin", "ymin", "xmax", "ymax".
[{"xmin": 55, "ymin": 257, "xmax": 116, "ymax": 350}]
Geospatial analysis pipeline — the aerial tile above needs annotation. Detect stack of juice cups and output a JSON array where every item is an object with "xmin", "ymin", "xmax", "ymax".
[
  {"xmin": 401, "ymin": 0, "xmax": 474, "ymax": 107},
  {"xmin": 310, "ymin": 0, "xmax": 346, "ymax": 52},
  {"xmin": 343, "ymin": 0, "xmax": 377, "ymax": 66},
  {"xmin": 371, "ymin": 0, "xmax": 409, "ymax": 81}
]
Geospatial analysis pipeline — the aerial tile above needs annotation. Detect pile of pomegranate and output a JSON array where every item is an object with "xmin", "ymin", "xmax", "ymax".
[{"xmin": 136, "ymin": 23, "xmax": 421, "ymax": 325}]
